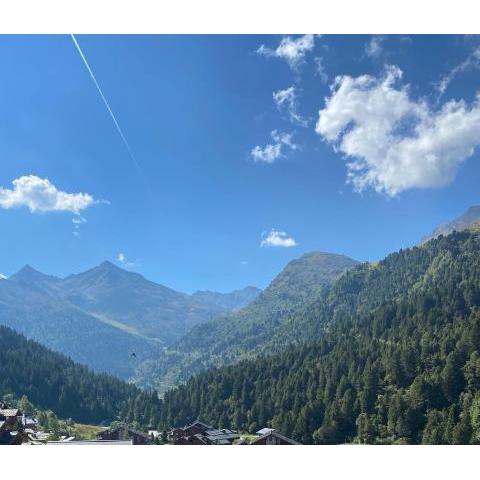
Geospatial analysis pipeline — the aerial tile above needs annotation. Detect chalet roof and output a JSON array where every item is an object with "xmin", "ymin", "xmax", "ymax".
[
  {"xmin": 187, "ymin": 420, "xmax": 213, "ymax": 429},
  {"xmin": 0, "ymin": 408, "xmax": 21, "ymax": 417},
  {"xmin": 99, "ymin": 426, "xmax": 149, "ymax": 439},
  {"xmin": 250, "ymin": 430, "xmax": 301, "ymax": 445},
  {"xmin": 256, "ymin": 427, "xmax": 275, "ymax": 435},
  {"xmin": 127, "ymin": 428, "xmax": 150, "ymax": 439}
]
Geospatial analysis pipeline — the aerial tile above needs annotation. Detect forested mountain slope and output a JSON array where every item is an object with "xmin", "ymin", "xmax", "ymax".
[
  {"xmin": 0, "ymin": 275, "xmax": 155, "ymax": 378},
  {"xmin": 158, "ymin": 230, "xmax": 480, "ymax": 444},
  {"xmin": 0, "ymin": 325, "xmax": 161, "ymax": 426},
  {"xmin": 134, "ymin": 252, "xmax": 359, "ymax": 391}
]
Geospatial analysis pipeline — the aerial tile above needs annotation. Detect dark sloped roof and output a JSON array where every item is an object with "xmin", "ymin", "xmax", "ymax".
[{"xmin": 250, "ymin": 430, "xmax": 301, "ymax": 445}]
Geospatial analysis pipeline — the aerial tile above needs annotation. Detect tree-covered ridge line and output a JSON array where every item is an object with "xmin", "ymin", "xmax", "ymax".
[
  {"xmin": 134, "ymin": 252, "xmax": 359, "ymax": 391},
  {"xmin": 0, "ymin": 325, "xmax": 162, "ymax": 427},
  {"xmin": 157, "ymin": 230, "xmax": 480, "ymax": 444}
]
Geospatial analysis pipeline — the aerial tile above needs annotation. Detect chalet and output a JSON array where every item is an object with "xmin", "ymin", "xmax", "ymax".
[
  {"xmin": 96, "ymin": 426, "xmax": 150, "ymax": 445},
  {"xmin": 249, "ymin": 429, "xmax": 300, "ymax": 445},
  {"xmin": 168, "ymin": 421, "xmax": 241, "ymax": 445},
  {"xmin": 168, "ymin": 420, "xmax": 213, "ymax": 444},
  {"xmin": 0, "ymin": 408, "xmax": 22, "ymax": 426},
  {"xmin": 0, "ymin": 408, "xmax": 23, "ymax": 445},
  {"xmin": 22, "ymin": 415, "xmax": 39, "ymax": 432}
]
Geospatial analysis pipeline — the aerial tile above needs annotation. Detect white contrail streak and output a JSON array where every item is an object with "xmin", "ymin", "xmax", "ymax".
[{"xmin": 70, "ymin": 34, "xmax": 145, "ymax": 179}]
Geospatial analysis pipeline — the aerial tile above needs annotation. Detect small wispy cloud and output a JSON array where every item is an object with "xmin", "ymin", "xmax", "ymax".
[
  {"xmin": 273, "ymin": 86, "xmax": 307, "ymax": 126},
  {"xmin": 0, "ymin": 273, "xmax": 7, "ymax": 280},
  {"xmin": 251, "ymin": 130, "xmax": 297, "ymax": 164},
  {"xmin": 240, "ymin": 260, "xmax": 248, "ymax": 265},
  {"xmin": 72, "ymin": 215, "xmax": 87, "ymax": 237},
  {"xmin": 257, "ymin": 34, "xmax": 317, "ymax": 70},
  {"xmin": 261, "ymin": 229, "xmax": 298, "ymax": 248},
  {"xmin": 435, "ymin": 46, "xmax": 480, "ymax": 98},
  {"xmin": 365, "ymin": 35, "xmax": 386, "ymax": 58},
  {"xmin": 314, "ymin": 57, "xmax": 329, "ymax": 83},
  {"xmin": 116, "ymin": 252, "xmax": 137, "ymax": 268}
]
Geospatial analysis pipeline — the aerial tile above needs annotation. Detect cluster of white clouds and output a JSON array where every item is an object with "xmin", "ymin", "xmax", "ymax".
[
  {"xmin": 273, "ymin": 86, "xmax": 307, "ymax": 126},
  {"xmin": 253, "ymin": 35, "xmax": 320, "ymax": 166},
  {"xmin": 261, "ymin": 229, "xmax": 298, "ymax": 248},
  {"xmin": 316, "ymin": 65, "xmax": 480, "ymax": 196},
  {"xmin": 257, "ymin": 34, "xmax": 317, "ymax": 70},
  {"xmin": 251, "ymin": 130, "xmax": 297, "ymax": 164},
  {"xmin": 0, "ymin": 175, "xmax": 96, "ymax": 214}
]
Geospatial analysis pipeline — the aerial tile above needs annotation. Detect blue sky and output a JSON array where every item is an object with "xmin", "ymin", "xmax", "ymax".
[{"xmin": 1, "ymin": 34, "xmax": 480, "ymax": 292}]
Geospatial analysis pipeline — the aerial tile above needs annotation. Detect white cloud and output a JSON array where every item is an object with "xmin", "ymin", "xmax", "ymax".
[
  {"xmin": 261, "ymin": 229, "xmax": 298, "ymax": 248},
  {"xmin": 0, "ymin": 175, "xmax": 97, "ymax": 214},
  {"xmin": 435, "ymin": 46, "xmax": 480, "ymax": 97},
  {"xmin": 251, "ymin": 130, "xmax": 297, "ymax": 164},
  {"xmin": 315, "ymin": 65, "xmax": 480, "ymax": 196},
  {"xmin": 365, "ymin": 36, "xmax": 385, "ymax": 58},
  {"xmin": 257, "ymin": 35, "xmax": 317, "ymax": 70},
  {"xmin": 273, "ymin": 86, "xmax": 307, "ymax": 126},
  {"xmin": 240, "ymin": 260, "xmax": 248, "ymax": 265},
  {"xmin": 0, "ymin": 273, "xmax": 7, "ymax": 280},
  {"xmin": 116, "ymin": 252, "xmax": 137, "ymax": 268}
]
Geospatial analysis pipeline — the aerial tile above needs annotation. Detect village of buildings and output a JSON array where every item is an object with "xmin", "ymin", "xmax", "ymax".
[{"xmin": 1, "ymin": 402, "xmax": 300, "ymax": 445}]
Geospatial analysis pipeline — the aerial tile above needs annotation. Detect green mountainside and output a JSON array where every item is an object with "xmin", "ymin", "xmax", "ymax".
[
  {"xmin": 157, "ymin": 230, "xmax": 480, "ymax": 444},
  {"xmin": 134, "ymin": 252, "xmax": 359, "ymax": 391}
]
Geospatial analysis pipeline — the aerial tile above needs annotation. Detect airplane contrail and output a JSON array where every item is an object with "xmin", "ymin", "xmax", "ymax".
[{"xmin": 70, "ymin": 34, "xmax": 146, "ymax": 182}]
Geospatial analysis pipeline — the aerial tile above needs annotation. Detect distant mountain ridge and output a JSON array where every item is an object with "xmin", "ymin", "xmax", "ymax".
[
  {"xmin": 192, "ymin": 286, "xmax": 261, "ymax": 311},
  {"xmin": 0, "ymin": 261, "xmax": 244, "ymax": 378},
  {"xmin": 422, "ymin": 205, "xmax": 480, "ymax": 244},
  {"xmin": 134, "ymin": 251, "xmax": 359, "ymax": 391}
]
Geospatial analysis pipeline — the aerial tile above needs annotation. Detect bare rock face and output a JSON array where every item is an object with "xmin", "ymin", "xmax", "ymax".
[{"xmin": 422, "ymin": 205, "xmax": 480, "ymax": 244}]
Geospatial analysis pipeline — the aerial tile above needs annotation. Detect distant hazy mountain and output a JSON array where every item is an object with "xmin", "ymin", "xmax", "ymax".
[
  {"xmin": 192, "ymin": 286, "xmax": 261, "ymax": 311},
  {"xmin": 134, "ymin": 252, "xmax": 359, "ymax": 391},
  {"xmin": 59, "ymin": 261, "xmax": 226, "ymax": 343},
  {"xmin": 422, "ymin": 205, "xmax": 480, "ymax": 244},
  {"xmin": 0, "ymin": 261, "xmax": 236, "ymax": 378}
]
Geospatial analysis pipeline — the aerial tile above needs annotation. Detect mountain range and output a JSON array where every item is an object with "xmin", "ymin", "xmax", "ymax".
[
  {"xmin": 0, "ymin": 261, "xmax": 258, "ymax": 378},
  {"xmin": 2, "ymin": 207, "xmax": 480, "ymax": 443}
]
